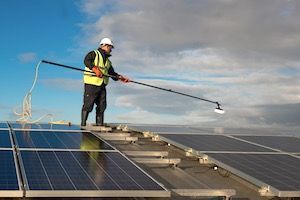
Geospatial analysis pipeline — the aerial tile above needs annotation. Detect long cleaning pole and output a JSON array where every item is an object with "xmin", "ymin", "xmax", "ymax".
[{"xmin": 41, "ymin": 60, "xmax": 225, "ymax": 114}]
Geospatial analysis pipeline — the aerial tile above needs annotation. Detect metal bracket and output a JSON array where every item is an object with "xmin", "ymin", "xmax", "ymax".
[
  {"xmin": 198, "ymin": 155, "xmax": 210, "ymax": 164},
  {"xmin": 258, "ymin": 185, "xmax": 274, "ymax": 196},
  {"xmin": 152, "ymin": 135, "xmax": 160, "ymax": 141}
]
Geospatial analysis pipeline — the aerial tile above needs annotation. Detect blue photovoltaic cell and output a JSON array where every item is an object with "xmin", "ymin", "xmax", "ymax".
[
  {"xmin": 0, "ymin": 130, "xmax": 12, "ymax": 148},
  {"xmin": 159, "ymin": 134, "xmax": 273, "ymax": 152},
  {"xmin": 0, "ymin": 150, "xmax": 19, "ymax": 190},
  {"xmin": 20, "ymin": 151, "xmax": 54, "ymax": 190},
  {"xmin": 9, "ymin": 122, "xmax": 81, "ymax": 131},
  {"xmin": 21, "ymin": 151, "xmax": 165, "ymax": 191},
  {"xmin": 207, "ymin": 153, "xmax": 300, "ymax": 191},
  {"xmin": 15, "ymin": 131, "xmax": 113, "ymax": 150},
  {"xmin": 235, "ymin": 135, "xmax": 300, "ymax": 153},
  {"xmin": 105, "ymin": 152, "xmax": 163, "ymax": 190},
  {"xmin": 0, "ymin": 122, "xmax": 8, "ymax": 129}
]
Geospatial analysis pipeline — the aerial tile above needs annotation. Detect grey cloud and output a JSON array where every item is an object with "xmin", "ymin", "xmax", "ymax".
[
  {"xmin": 211, "ymin": 103, "xmax": 300, "ymax": 128},
  {"xmin": 77, "ymin": 0, "xmax": 300, "ymax": 128},
  {"xmin": 87, "ymin": 0, "xmax": 300, "ymax": 61},
  {"xmin": 41, "ymin": 78, "xmax": 83, "ymax": 91},
  {"xmin": 110, "ymin": 79, "xmax": 220, "ymax": 115},
  {"xmin": 257, "ymin": 103, "xmax": 300, "ymax": 127},
  {"xmin": 18, "ymin": 52, "xmax": 37, "ymax": 63}
]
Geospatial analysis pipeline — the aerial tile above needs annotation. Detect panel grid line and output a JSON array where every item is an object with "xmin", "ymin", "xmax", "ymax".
[
  {"xmin": 234, "ymin": 135, "xmax": 300, "ymax": 153},
  {"xmin": 226, "ymin": 135, "xmax": 286, "ymax": 153},
  {"xmin": 105, "ymin": 153, "xmax": 144, "ymax": 190},
  {"xmin": 63, "ymin": 151, "xmax": 101, "ymax": 190},
  {"xmin": 52, "ymin": 151, "xmax": 77, "ymax": 189},
  {"xmin": 84, "ymin": 151, "xmax": 123, "ymax": 190},
  {"xmin": 158, "ymin": 134, "xmax": 274, "ymax": 152},
  {"xmin": 34, "ymin": 151, "xmax": 53, "ymax": 190}
]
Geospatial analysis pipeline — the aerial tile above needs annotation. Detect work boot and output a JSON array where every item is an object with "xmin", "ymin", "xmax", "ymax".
[
  {"xmin": 81, "ymin": 111, "xmax": 89, "ymax": 126},
  {"xmin": 96, "ymin": 113, "xmax": 104, "ymax": 126}
]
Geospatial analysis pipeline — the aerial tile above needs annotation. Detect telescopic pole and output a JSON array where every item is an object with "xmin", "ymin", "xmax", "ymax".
[{"xmin": 41, "ymin": 60, "xmax": 225, "ymax": 114}]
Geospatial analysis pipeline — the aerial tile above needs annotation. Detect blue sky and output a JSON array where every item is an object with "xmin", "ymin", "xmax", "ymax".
[
  {"xmin": 0, "ymin": 0, "xmax": 299, "ymax": 129},
  {"xmin": 0, "ymin": 0, "xmax": 86, "ymax": 123}
]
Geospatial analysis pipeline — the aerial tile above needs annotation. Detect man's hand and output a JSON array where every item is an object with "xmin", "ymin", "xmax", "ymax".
[
  {"xmin": 118, "ymin": 75, "xmax": 130, "ymax": 83},
  {"xmin": 92, "ymin": 66, "xmax": 102, "ymax": 77}
]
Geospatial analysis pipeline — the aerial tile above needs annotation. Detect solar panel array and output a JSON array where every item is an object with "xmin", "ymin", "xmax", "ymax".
[
  {"xmin": 126, "ymin": 124, "xmax": 300, "ymax": 197},
  {"xmin": 0, "ymin": 122, "xmax": 169, "ymax": 198}
]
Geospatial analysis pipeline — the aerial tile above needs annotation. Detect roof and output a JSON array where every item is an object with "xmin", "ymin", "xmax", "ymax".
[{"xmin": 1, "ymin": 121, "xmax": 300, "ymax": 199}]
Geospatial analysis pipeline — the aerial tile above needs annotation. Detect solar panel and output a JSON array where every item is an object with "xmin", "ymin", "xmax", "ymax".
[
  {"xmin": 159, "ymin": 134, "xmax": 274, "ymax": 152},
  {"xmin": 0, "ymin": 150, "xmax": 22, "ymax": 197},
  {"xmin": 14, "ymin": 131, "xmax": 113, "ymax": 150},
  {"xmin": 9, "ymin": 122, "xmax": 82, "ymax": 131},
  {"xmin": 0, "ymin": 130, "xmax": 12, "ymax": 148},
  {"xmin": 206, "ymin": 153, "xmax": 300, "ymax": 197},
  {"xmin": 234, "ymin": 135, "xmax": 300, "ymax": 153},
  {"xmin": 0, "ymin": 151, "xmax": 19, "ymax": 190},
  {"xmin": 20, "ymin": 150, "xmax": 169, "ymax": 197},
  {"xmin": 127, "ymin": 124, "xmax": 202, "ymax": 133},
  {"xmin": 146, "ymin": 125, "xmax": 300, "ymax": 197},
  {"xmin": 3, "ymin": 122, "xmax": 169, "ymax": 197},
  {"xmin": 0, "ymin": 122, "xmax": 8, "ymax": 129}
]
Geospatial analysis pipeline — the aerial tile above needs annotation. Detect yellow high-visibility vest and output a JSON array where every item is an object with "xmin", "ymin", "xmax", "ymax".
[{"xmin": 83, "ymin": 50, "xmax": 112, "ymax": 86}]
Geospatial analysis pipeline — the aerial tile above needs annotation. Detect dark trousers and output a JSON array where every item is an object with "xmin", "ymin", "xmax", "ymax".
[{"xmin": 82, "ymin": 84, "xmax": 107, "ymax": 115}]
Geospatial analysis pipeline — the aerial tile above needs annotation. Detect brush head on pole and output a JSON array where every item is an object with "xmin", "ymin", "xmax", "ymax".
[{"xmin": 214, "ymin": 103, "xmax": 225, "ymax": 114}]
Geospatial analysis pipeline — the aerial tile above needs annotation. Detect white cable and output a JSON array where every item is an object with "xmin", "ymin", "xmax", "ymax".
[{"xmin": 14, "ymin": 61, "xmax": 54, "ymax": 123}]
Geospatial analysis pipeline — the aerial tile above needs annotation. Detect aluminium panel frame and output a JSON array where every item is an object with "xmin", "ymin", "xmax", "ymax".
[{"xmin": 24, "ymin": 189, "xmax": 170, "ymax": 198}]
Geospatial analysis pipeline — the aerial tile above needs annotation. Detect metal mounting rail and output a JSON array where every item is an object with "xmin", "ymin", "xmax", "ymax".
[
  {"xmin": 123, "ymin": 151, "xmax": 169, "ymax": 158},
  {"xmin": 132, "ymin": 158, "xmax": 181, "ymax": 166},
  {"xmin": 172, "ymin": 189, "xmax": 236, "ymax": 200}
]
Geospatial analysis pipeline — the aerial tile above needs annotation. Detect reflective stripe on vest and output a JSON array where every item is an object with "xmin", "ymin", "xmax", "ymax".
[{"xmin": 83, "ymin": 50, "xmax": 111, "ymax": 86}]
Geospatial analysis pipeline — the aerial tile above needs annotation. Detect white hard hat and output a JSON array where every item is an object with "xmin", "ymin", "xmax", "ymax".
[{"xmin": 100, "ymin": 37, "xmax": 114, "ymax": 47}]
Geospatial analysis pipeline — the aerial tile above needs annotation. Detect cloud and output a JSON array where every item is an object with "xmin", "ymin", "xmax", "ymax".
[
  {"xmin": 80, "ymin": 0, "xmax": 300, "ymax": 60},
  {"xmin": 41, "ymin": 78, "xmax": 82, "ymax": 91},
  {"xmin": 114, "ymin": 107, "xmax": 216, "ymax": 125},
  {"xmin": 18, "ymin": 52, "xmax": 37, "ymax": 63},
  {"xmin": 214, "ymin": 103, "xmax": 300, "ymax": 128},
  {"xmin": 256, "ymin": 103, "xmax": 300, "ymax": 126},
  {"xmin": 76, "ymin": 0, "xmax": 300, "ymax": 128}
]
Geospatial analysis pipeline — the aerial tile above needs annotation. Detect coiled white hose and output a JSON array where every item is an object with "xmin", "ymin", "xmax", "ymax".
[{"xmin": 14, "ymin": 61, "xmax": 53, "ymax": 123}]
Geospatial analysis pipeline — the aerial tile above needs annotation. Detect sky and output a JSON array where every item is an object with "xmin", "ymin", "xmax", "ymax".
[{"xmin": 0, "ymin": 0, "xmax": 299, "ymax": 130}]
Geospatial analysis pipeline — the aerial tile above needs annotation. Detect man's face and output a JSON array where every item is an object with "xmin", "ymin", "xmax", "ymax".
[{"xmin": 102, "ymin": 44, "xmax": 113, "ymax": 54}]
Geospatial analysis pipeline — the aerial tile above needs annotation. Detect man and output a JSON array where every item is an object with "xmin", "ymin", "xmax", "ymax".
[{"xmin": 81, "ymin": 37, "xmax": 129, "ymax": 126}]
